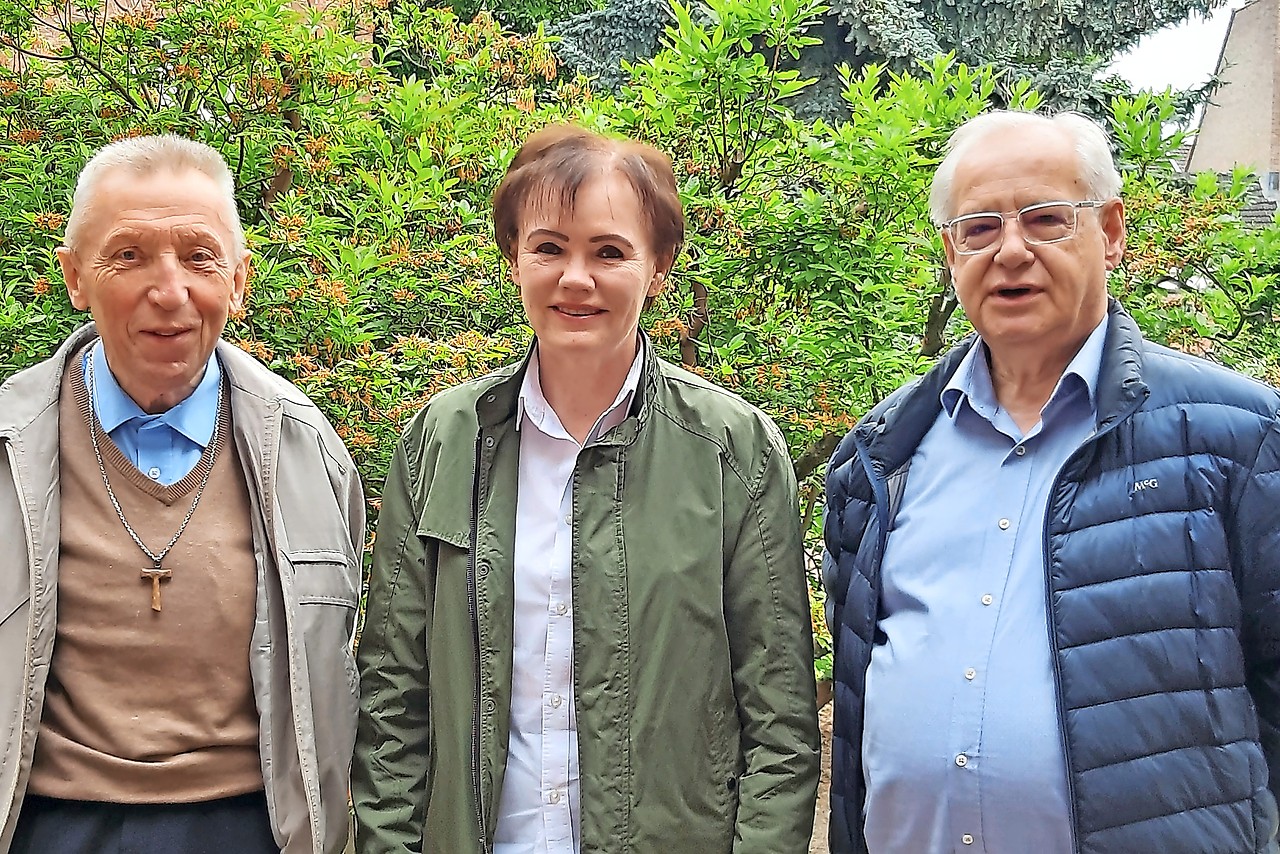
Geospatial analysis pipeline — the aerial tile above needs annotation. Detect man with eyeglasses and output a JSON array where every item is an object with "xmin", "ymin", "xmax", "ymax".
[{"xmin": 822, "ymin": 110, "xmax": 1280, "ymax": 854}]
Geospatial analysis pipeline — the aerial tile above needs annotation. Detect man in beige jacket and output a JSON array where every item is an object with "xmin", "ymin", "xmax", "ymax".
[{"xmin": 0, "ymin": 135, "xmax": 364, "ymax": 854}]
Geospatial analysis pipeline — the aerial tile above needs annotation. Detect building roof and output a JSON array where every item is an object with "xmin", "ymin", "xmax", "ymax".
[{"xmin": 1241, "ymin": 191, "xmax": 1279, "ymax": 228}]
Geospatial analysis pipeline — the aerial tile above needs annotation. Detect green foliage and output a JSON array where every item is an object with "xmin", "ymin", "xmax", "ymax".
[
  {"xmin": 916, "ymin": 0, "xmax": 1221, "ymax": 61},
  {"xmin": 1106, "ymin": 90, "xmax": 1280, "ymax": 382},
  {"xmin": 548, "ymin": 0, "xmax": 671, "ymax": 91},
  {"xmin": 616, "ymin": 0, "xmax": 828, "ymax": 196},
  {"xmin": 541, "ymin": 0, "xmax": 1221, "ymax": 122},
  {"xmin": 414, "ymin": 0, "xmax": 603, "ymax": 33},
  {"xmin": 0, "ymin": 0, "xmax": 559, "ymax": 495},
  {"xmin": 819, "ymin": 0, "xmax": 1222, "ymax": 75},
  {"xmin": 3, "ymin": 0, "xmax": 1278, "ymax": 675},
  {"xmin": 1110, "ymin": 90, "xmax": 1190, "ymax": 176}
]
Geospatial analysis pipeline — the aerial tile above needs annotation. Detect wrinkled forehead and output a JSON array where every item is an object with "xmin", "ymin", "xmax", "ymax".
[
  {"xmin": 521, "ymin": 164, "xmax": 634, "ymax": 220},
  {"xmin": 90, "ymin": 169, "xmax": 234, "ymax": 233},
  {"xmin": 99, "ymin": 165, "xmax": 218, "ymax": 203},
  {"xmin": 950, "ymin": 130, "xmax": 1085, "ymax": 207}
]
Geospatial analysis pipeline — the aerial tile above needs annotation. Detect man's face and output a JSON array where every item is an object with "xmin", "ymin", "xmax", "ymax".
[
  {"xmin": 58, "ymin": 168, "xmax": 248, "ymax": 413},
  {"xmin": 942, "ymin": 126, "xmax": 1125, "ymax": 367}
]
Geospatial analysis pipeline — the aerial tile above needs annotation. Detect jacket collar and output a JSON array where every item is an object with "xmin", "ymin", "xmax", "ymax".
[
  {"xmin": 475, "ymin": 333, "xmax": 659, "ymax": 447},
  {"xmin": 0, "ymin": 323, "xmax": 98, "ymax": 437},
  {"xmin": 855, "ymin": 298, "xmax": 1148, "ymax": 477},
  {"xmin": 0, "ymin": 323, "xmax": 308, "ymax": 440},
  {"xmin": 1093, "ymin": 300, "xmax": 1148, "ymax": 432}
]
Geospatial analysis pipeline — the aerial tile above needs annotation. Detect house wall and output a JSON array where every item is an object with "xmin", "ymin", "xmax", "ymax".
[{"xmin": 1189, "ymin": 0, "xmax": 1280, "ymax": 190}]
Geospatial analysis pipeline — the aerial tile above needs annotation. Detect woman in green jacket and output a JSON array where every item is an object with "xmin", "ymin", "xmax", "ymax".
[{"xmin": 352, "ymin": 125, "xmax": 820, "ymax": 854}]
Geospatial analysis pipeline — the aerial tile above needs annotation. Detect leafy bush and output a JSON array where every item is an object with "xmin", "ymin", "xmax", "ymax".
[{"xmin": 4, "ymin": 0, "xmax": 1278, "ymax": 680}]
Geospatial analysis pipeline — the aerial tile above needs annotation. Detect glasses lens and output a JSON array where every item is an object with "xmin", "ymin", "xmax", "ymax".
[
  {"xmin": 1018, "ymin": 203, "xmax": 1076, "ymax": 245},
  {"xmin": 953, "ymin": 215, "xmax": 1003, "ymax": 252}
]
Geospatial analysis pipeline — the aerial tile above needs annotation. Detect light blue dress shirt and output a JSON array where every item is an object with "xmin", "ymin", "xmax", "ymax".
[
  {"xmin": 862, "ymin": 318, "xmax": 1107, "ymax": 854},
  {"xmin": 84, "ymin": 342, "xmax": 221, "ymax": 486}
]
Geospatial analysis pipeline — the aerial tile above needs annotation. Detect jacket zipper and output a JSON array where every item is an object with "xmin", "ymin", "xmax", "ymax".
[
  {"xmin": 1041, "ymin": 393, "xmax": 1146, "ymax": 854},
  {"xmin": 266, "ymin": 406, "xmax": 326, "ymax": 852},
  {"xmin": 468, "ymin": 435, "xmax": 490, "ymax": 853},
  {"xmin": 2, "ymin": 440, "xmax": 36, "ymax": 830}
]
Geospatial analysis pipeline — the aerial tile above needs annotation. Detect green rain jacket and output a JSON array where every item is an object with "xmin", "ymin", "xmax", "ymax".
[{"xmin": 353, "ymin": 339, "xmax": 821, "ymax": 853}]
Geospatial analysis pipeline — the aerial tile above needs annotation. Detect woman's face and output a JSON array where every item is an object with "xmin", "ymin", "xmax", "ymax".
[{"xmin": 511, "ymin": 170, "xmax": 663, "ymax": 371}]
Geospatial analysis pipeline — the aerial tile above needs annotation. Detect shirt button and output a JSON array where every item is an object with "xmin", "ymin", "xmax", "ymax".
[
  {"xmin": 548, "ymin": 790, "xmax": 561, "ymax": 804},
  {"xmin": 962, "ymin": 834, "xmax": 974, "ymax": 845},
  {"xmin": 955, "ymin": 753, "xmax": 968, "ymax": 767},
  {"xmin": 964, "ymin": 668, "xmax": 976, "ymax": 680},
  {"xmin": 147, "ymin": 467, "xmax": 161, "ymax": 480},
  {"xmin": 981, "ymin": 593, "xmax": 994, "ymax": 606},
  {"xmin": 550, "ymin": 694, "xmax": 563, "ymax": 708},
  {"xmin": 563, "ymin": 514, "xmax": 573, "ymax": 526},
  {"xmin": 1015, "ymin": 445, "xmax": 1026, "ymax": 456},
  {"xmin": 554, "ymin": 602, "xmax": 568, "ymax": 616},
  {"xmin": 998, "ymin": 518, "xmax": 1010, "ymax": 530}
]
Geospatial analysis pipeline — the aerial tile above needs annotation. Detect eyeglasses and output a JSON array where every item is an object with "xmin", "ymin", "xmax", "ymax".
[{"xmin": 943, "ymin": 200, "xmax": 1107, "ymax": 255}]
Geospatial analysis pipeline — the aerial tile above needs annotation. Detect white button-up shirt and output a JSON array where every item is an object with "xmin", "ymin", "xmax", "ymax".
[{"xmin": 492, "ymin": 346, "xmax": 643, "ymax": 854}]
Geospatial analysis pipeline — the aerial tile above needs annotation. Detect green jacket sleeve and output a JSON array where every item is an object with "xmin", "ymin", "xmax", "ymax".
[
  {"xmin": 352, "ymin": 436, "xmax": 433, "ymax": 853},
  {"xmin": 725, "ymin": 427, "xmax": 822, "ymax": 852}
]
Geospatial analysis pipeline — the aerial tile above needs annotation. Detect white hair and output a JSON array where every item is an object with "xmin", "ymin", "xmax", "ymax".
[
  {"xmin": 929, "ymin": 110, "xmax": 1123, "ymax": 226},
  {"xmin": 63, "ymin": 134, "xmax": 245, "ymax": 257}
]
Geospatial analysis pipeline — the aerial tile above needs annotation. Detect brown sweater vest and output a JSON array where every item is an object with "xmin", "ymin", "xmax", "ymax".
[{"xmin": 28, "ymin": 357, "xmax": 263, "ymax": 803}]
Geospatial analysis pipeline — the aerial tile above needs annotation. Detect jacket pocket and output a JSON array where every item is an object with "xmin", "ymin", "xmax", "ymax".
[
  {"xmin": 286, "ymin": 549, "xmax": 360, "ymax": 699},
  {"xmin": 0, "ymin": 471, "xmax": 32, "ymax": 628},
  {"xmin": 287, "ymin": 549, "xmax": 360, "ymax": 608},
  {"xmin": 282, "ymin": 550, "xmax": 358, "ymax": 727}
]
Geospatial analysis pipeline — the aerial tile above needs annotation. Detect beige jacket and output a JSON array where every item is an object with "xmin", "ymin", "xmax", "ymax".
[{"xmin": 0, "ymin": 324, "xmax": 365, "ymax": 853}]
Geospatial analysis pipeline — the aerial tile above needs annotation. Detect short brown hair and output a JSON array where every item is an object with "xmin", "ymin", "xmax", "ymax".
[{"xmin": 492, "ymin": 125, "xmax": 685, "ymax": 273}]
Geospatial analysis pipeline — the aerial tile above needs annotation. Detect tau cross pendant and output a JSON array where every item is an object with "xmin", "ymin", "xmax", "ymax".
[{"xmin": 141, "ymin": 562, "xmax": 172, "ymax": 612}]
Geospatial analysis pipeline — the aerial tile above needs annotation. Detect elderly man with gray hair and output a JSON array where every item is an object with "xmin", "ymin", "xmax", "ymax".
[
  {"xmin": 0, "ymin": 135, "xmax": 364, "ymax": 853},
  {"xmin": 823, "ymin": 110, "xmax": 1280, "ymax": 853}
]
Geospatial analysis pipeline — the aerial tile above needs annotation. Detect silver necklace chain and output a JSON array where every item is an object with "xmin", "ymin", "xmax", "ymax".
[{"xmin": 84, "ymin": 348, "xmax": 225, "ymax": 570}]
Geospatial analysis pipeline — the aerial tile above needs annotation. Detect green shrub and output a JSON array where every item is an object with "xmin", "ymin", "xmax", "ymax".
[{"xmin": 4, "ymin": 0, "xmax": 1278, "ymax": 680}]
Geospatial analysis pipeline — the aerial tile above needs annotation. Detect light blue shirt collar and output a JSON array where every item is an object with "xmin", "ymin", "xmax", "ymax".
[
  {"xmin": 940, "ymin": 317, "xmax": 1108, "ymax": 426},
  {"xmin": 87, "ymin": 342, "xmax": 222, "ymax": 449},
  {"xmin": 865, "ymin": 321, "xmax": 1107, "ymax": 853}
]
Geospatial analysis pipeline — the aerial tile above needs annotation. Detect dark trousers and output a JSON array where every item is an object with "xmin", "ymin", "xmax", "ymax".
[{"xmin": 10, "ymin": 791, "xmax": 279, "ymax": 854}]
